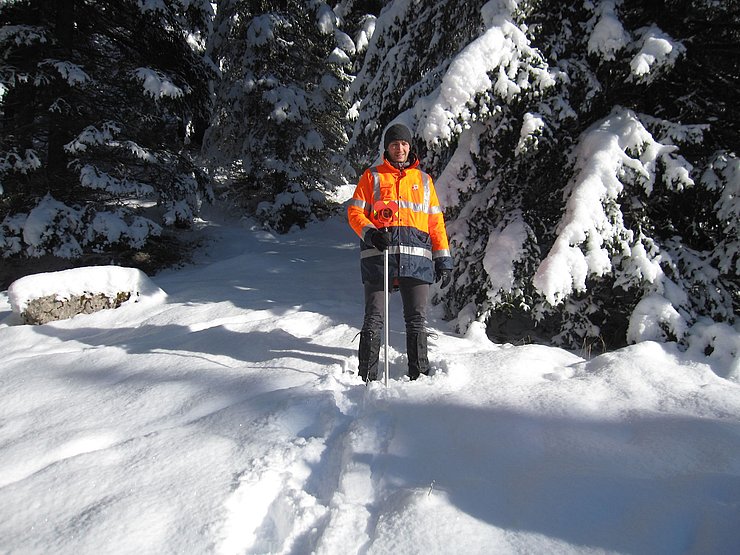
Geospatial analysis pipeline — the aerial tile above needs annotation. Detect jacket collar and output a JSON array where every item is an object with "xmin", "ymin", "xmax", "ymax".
[{"xmin": 381, "ymin": 152, "xmax": 419, "ymax": 173}]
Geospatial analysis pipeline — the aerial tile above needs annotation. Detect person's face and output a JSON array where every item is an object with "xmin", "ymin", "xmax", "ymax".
[{"xmin": 387, "ymin": 140, "xmax": 410, "ymax": 163}]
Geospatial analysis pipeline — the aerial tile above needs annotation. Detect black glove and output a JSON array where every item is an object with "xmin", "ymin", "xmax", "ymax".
[
  {"xmin": 435, "ymin": 269, "xmax": 452, "ymax": 287},
  {"xmin": 366, "ymin": 228, "xmax": 391, "ymax": 251}
]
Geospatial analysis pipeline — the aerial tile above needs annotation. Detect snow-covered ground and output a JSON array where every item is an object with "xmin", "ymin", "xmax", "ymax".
[{"xmin": 1, "ymin": 209, "xmax": 738, "ymax": 555}]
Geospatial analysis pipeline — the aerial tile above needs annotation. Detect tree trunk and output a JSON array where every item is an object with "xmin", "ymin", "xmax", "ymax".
[{"xmin": 46, "ymin": 0, "xmax": 76, "ymax": 194}]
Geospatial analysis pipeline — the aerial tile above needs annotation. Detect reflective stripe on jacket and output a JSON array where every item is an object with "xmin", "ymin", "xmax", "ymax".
[{"xmin": 347, "ymin": 155, "xmax": 453, "ymax": 284}]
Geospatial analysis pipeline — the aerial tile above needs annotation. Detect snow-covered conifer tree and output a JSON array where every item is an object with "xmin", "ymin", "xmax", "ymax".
[
  {"xmin": 349, "ymin": 0, "xmax": 738, "ymax": 350},
  {"xmin": 346, "ymin": 0, "xmax": 517, "ymax": 169},
  {"xmin": 333, "ymin": 0, "xmax": 383, "ymax": 75},
  {"xmin": 0, "ymin": 0, "xmax": 215, "ymax": 260},
  {"xmin": 204, "ymin": 0, "xmax": 354, "ymax": 232}
]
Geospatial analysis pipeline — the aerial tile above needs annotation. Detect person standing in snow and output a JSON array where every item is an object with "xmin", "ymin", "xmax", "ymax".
[{"xmin": 347, "ymin": 123, "xmax": 453, "ymax": 382}]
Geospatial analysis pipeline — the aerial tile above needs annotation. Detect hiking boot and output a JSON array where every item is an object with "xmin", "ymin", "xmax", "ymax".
[
  {"xmin": 358, "ymin": 329, "xmax": 381, "ymax": 382},
  {"xmin": 406, "ymin": 332, "xmax": 429, "ymax": 380}
]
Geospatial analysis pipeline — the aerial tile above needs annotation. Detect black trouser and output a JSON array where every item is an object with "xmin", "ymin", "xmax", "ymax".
[
  {"xmin": 362, "ymin": 277, "xmax": 428, "ymax": 334},
  {"xmin": 359, "ymin": 277, "xmax": 429, "ymax": 380}
]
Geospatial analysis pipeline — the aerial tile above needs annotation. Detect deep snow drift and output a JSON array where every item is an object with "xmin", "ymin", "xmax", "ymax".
[{"xmin": 0, "ymin": 210, "xmax": 738, "ymax": 555}]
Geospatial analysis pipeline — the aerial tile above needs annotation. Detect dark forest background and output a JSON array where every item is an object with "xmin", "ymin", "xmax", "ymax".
[{"xmin": 1, "ymin": 0, "xmax": 737, "ymax": 351}]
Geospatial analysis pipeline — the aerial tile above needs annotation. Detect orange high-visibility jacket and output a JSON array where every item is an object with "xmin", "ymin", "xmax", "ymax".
[{"xmin": 347, "ymin": 155, "xmax": 453, "ymax": 284}]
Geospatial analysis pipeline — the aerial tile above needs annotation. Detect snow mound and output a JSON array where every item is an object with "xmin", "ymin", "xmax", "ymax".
[{"xmin": 7, "ymin": 265, "xmax": 167, "ymax": 314}]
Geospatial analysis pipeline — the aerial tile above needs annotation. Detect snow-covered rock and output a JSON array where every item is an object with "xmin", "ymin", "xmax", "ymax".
[{"xmin": 7, "ymin": 265, "xmax": 166, "ymax": 324}]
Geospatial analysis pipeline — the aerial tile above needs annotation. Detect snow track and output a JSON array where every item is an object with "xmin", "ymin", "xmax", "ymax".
[{"xmin": 214, "ymin": 367, "xmax": 408, "ymax": 554}]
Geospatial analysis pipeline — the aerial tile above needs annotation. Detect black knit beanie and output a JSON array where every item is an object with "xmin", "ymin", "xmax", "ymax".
[{"xmin": 383, "ymin": 123, "xmax": 413, "ymax": 150}]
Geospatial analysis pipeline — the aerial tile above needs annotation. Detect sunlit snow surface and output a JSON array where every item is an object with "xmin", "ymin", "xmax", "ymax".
[{"xmin": 1, "ymin": 212, "xmax": 738, "ymax": 554}]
